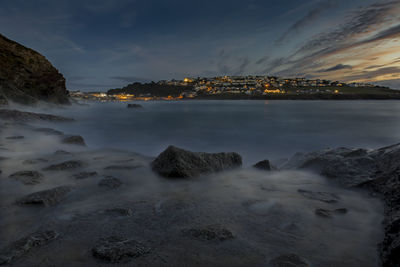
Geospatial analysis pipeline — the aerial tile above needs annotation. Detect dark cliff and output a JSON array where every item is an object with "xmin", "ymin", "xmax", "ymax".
[{"xmin": 0, "ymin": 34, "xmax": 69, "ymax": 104}]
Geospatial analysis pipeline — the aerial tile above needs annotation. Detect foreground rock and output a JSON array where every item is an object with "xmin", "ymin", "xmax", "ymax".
[
  {"xmin": 16, "ymin": 186, "xmax": 72, "ymax": 206},
  {"xmin": 62, "ymin": 135, "xmax": 86, "ymax": 146},
  {"xmin": 0, "ymin": 230, "xmax": 59, "ymax": 265},
  {"xmin": 151, "ymin": 145, "xmax": 242, "ymax": 178},
  {"xmin": 9, "ymin": 171, "xmax": 43, "ymax": 185},
  {"xmin": 284, "ymin": 143, "xmax": 400, "ymax": 266},
  {"xmin": 73, "ymin": 171, "xmax": 97, "ymax": 179},
  {"xmin": 0, "ymin": 33, "xmax": 69, "ymax": 105},
  {"xmin": 33, "ymin": 127, "xmax": 64, "ymax": 135},
  {"xmin": 183, "ymin": 225, "xmax": 234, "ymax": 241},
  {"xmin": 127, "ymin": 103, "xmax": 143, "ymax": 109},
  {"xmin": 0, "ymin": 109, "xmax": 73, "ymax": 122},
  {"xmin": 92, "ymin": 236, "xmax": 149, "ymax": 263}
]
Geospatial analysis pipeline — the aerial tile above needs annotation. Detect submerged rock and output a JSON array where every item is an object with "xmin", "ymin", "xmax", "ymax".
[
  {"xmin": 253, "ymin": 159, "xmax": 273, "ymax": 171},
  {"xmin": 127, "ymin": 103, "xmax": 143, "ymax": 109},
  {"xmin": 43, "ymin": 160, "xmax": 83, "ymax": 171},
  {"xmin": 92, "ymin": 236, "xmax": 149, "ymax": 263},
  {"xmin": 183, "ymin": 225, "xmax": 234, "ymax": 241},
  {"xmin": 22, "ymin": 158, "xmax": 48, "ymax": 165},
  {"xmin": 0, "ymin": 230, "xmax": 59, "ymax": 265},
  {"xmin": 104, "ymin": 165, "xmax": 141, "ymax": 170},
  {"xmin": 151, "ymin": 145, "xmax": 242, "ymax": 178},
  {"xmin": 9, "ymin": 171, "xmax": 43, "ymax": 185},
  {"xmin": 98, "ymin": 176, "xmax": 122, "ymax": 189},
  {"xmin": 269, "ymin": 253, "xmax": 309, "ymax": 267},
  {"xmin": 314, "ymin": 208, "xmax": 332, "ymax": 218},
  {"xmin": 5, "ymin": 135, "xmax": 24, "ymax": 140},
  {"xmin": 62, "ymin": 135, "xmax": 86, "ymax": 146},
  {"xmin": 73, "ymin": 171, "xmax": 98, "ymax": 179},
  {"xmin": 297, "ymin": 189, "xmax": 340, "ymax": 204},
  {"xmin": 16, "ymin": 186, "xmax": 72, "ymax": 206},
  {"xmin": 0, "ymin": 109, "xmax": 73, "ymax": 122}
]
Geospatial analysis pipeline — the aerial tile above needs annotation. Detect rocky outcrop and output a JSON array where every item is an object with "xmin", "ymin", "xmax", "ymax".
[
  {"xmin": 283, "ymin": 143, "xmax": 400, "ymax": 266},
  {"xmin": 0, "ymin": 109, "xmax": 73, "ymax": 122},
  {"xmin": 151, "ymin": 145, "xmax": 242, "ymax": 178},
  {"xmin": 0, "ymin": 34, "xmax": 69, "ymax": 105},
  {"xmin": 0, "ymin": 230, "xmax": 59, "ymax": 265}
]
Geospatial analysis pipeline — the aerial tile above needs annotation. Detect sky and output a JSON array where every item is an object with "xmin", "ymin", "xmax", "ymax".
[{"xmin": 0, "ymin": 0, "xmax": 399, "ymax": 91}]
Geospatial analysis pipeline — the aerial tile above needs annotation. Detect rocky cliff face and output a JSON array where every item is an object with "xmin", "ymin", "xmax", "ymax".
[{"xmin": 0, "ymin": 34, "xmax": 69, "ymax": 105}]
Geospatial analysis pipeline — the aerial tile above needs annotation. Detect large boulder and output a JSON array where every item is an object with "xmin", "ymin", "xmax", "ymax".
[
  {"xmin": 0, "ymin": 34, "xmax": 69, "ymax": 105},
  {"xmin": 151, "ymin": 145, "xmax": 242, "ymax": 178}
]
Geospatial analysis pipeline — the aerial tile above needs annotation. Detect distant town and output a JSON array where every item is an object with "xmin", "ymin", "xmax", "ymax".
[{"xmin": 70, "ymin": 75, "xmax": 400, "ymax": 101}]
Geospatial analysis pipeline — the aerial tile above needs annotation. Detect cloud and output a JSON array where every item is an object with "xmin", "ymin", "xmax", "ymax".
[
  {"xmin": 255, "ymin": 56, "xmax": 269, "ymax": 65},
  {"xmin": 319, "ymin": 64, "xmax": 352, "ymax": 72},
  {"xmin": 277, "ymin": 0, "xmax": 336, "ymax": 43}
]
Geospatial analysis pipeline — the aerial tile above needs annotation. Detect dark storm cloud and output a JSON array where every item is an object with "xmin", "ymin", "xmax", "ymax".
[
  {"xmin": 277, "ymin": 0, "xmax": 336, "ymax": 43},
  {"xmin": 319, "ymin": 64, "xmax": 352, "ymax": 72}
]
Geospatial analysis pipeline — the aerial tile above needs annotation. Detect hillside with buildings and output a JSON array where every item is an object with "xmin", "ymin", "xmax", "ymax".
[{"xmin": 70, "ymin": 75, "xmax": 400, "ymax": 101}]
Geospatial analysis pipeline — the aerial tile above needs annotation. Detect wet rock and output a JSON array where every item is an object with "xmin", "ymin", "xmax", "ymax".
[
  {"xmin": 92, "ymin": 236, "xmax": 149, "ymax": 263},
  {"xmin": 0, "ymin": 109, "xmax": 73, "ymax": 122},
  {"xmin": 98, "ymin": 176, "xmax": 122, "ymax": 189},
  {"xmin": 183, "ymin": 225, "xmax": 234, "ymax": 241},
  {"xmin": 0, "ymin": 156, "xmax": 8, "ymax": 161},
  {"xmin": 253, "ymin": 159, "xmax": 273, "ymax": 171},
  {"xmin": 151, "ymin": 145, "xmax": 242, "ymax": 178},
  {"xmin": 43, "ymin": 160, "xmax": 83, "ymax": 171},
  {"xmin": 73, "ymin": 171, "xmax": 98, "ymax": 179},
  {"xmin": 22, "ymin": 158, "xmax": 48, "ymax": 165},
  {"xmin": 33, "ymin": 127, "xmax": 64, "ymax": 135},
  {"xmin": 62, "ymin": 135, "xmax": 86, "ymax": 146},
  {"xmin": 127, "ymin": 104, "xmax": 143, "ymax": 109},
  {"xmin": 9, "ymin": 171, "xmax": 44, "ymax": 185},
  {"xmin": 269, "ymin": 253, "xmax": 309, "ymax": 267},
  {"xmin": 16, "ymin": 186, "xmax": 72, "ymax": 206},
  {"xmin": 314, "ymin": 209, "xmax": 332, "ymax": 218},
  {"xmin": 0, "ymin": 230, "xmax": 59, "ymax": 265},
  {"xmin": 297, "ymin": 189, "xmax": 340, "ymax": 204},
  {"xmin": 6, "ymin": 135, "xmax": 24, "ymax": 140}
]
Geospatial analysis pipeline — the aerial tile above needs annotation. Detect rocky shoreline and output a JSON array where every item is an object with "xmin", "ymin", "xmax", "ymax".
[{"xmin": 0, "ymin": 108, "xmax": 398, "ymax": 266}]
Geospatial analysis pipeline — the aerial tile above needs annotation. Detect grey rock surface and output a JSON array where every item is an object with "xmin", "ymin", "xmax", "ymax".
[{"xmin": 151, "ymin": 145, "xmax": 242, "ymax": 178}]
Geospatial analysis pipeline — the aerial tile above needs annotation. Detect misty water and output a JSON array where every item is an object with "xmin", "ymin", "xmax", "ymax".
[
  {"xmin": 1, "ymin": 100, "xmax": 399, "ymax": 266},
  {"xmin": 47, "ymin": 100, "xmax": 400, "ymax": 165}
]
